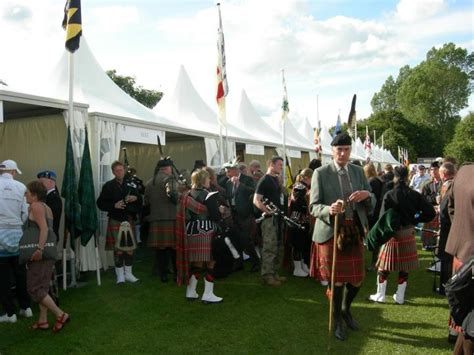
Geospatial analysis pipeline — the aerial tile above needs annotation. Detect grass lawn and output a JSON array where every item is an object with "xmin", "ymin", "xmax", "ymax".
[{"xmin": 0, "ymin": 243, "xmax": 452, "ymax": 354}]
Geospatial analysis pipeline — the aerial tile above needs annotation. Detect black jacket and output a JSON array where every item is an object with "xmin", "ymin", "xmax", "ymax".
[
  {"xmin": 46, "ymin": 188, "xmax": 62, "ymax": 241},
  {"xmin": 97, "ymin": 178, "xmax": 142, "ymax": 222},
  {"xmin": 225, "ymin": 174, "xmax": 256, "ymax": 218}
]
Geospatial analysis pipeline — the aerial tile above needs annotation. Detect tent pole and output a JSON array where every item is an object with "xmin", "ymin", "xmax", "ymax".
[{"xmin": 94, "ymin": 233, "xmax": 102, "ymax": 286}]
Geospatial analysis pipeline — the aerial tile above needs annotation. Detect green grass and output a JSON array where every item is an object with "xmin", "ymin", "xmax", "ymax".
[{"xmin": 0, "ymin": 244, "xmax": 452, "ymax": 354}]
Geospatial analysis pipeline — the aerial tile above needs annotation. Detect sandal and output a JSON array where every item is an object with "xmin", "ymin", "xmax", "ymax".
[
  {"xmin": 31, "ymin": 321, "xmax": 49, "ymax": 330},
  {"xmin": 52, "ymin": 313, "xmax": 70, "ymax": 333}
]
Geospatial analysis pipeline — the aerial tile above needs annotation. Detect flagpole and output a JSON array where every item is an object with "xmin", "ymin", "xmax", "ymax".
[
  {"xmin": 373, "ymin": 130, "xmax": 376, "ymax": 147},
  {"xmin": 281, "ymin": 69, "xmax": 287, "ymax": 183},
  {"xmin": 94, "ymin": 233, "xmax": 101, "ymax": 286},
  {"xmin": 381, "ymin": 134, "xmax": 384, "ymax": 163},
  {"xmin": 219, "ymin": 124, "xmax": 225, "ymax": 165}
]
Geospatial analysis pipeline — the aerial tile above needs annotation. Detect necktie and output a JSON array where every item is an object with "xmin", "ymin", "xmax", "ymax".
[{"xmin": 339, "ymin": 168, "xmax": 353, "ymax": 219}]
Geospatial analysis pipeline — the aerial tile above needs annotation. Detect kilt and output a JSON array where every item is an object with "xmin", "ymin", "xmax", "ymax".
[
  {"xmin": 186, "ymin": 219, "xmax": 216, "ymax": 262},
  {"xmin": 147, "ymin": 220, "xmax": 176, "ymax": 249},
  {"xmin": 312, "ymin": 238, "xmax": 365, "ymax": 285},
  {"xmin": 377, "ymin": 227, "xmax": 419, "ymax": 271},
  {"xmin": 105, "ymin": 218, "xmax": 135, "ymax": 251}
]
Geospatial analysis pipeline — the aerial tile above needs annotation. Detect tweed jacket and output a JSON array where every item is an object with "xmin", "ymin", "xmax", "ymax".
[{"xmin": 309, "ymin": 161, "xmax": 375, "ymax": 244}]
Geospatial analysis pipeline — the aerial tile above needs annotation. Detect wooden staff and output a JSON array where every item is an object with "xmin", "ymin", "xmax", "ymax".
[{"xmin": 328, "ymin": 200, "xmax": 345, "ymax": 335}]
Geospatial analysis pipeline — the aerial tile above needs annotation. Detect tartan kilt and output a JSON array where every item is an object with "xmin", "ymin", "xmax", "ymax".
[
  {"xmin": 147, "ymin": 220, "xmax": 176, "ymax": 249},
  {"xmin": 105, "ymin": 218, "xmax": 135, "ymax": 251},
  {"xmin": 376, "ymin": 227, "xmax": 419, "ymax": 271},
  {"xmin": 313, "ymin": 238, "xmax": 365, "ymax": 285},
  {"xmin": 186, "ymin": 219, "xmax": 216, "ymax": 262},
  {"xmin": 421, "ymin": 214, "xmax": 439, "ymax": 246}
]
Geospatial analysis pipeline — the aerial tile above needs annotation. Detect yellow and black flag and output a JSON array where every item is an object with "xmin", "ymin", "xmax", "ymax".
[{"xmin": 62, "ymin": 0, "xmax": 82, "ymax": 53}]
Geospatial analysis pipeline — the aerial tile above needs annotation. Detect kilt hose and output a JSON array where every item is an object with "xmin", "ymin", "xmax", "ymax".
[
  {"xmin": 376, "ymin": 227, "xmax": 419, "ymax": 272},
  {"xmin": 313, "ymin": 237, "xmax": 365, "ymax": 285},
  {"xmin": 105, "ymin": 218, "xmax": 135, "ymax": 251},
  {"xmin": 186, "ymin": 220, "xmax": 216, "ymax": 262},
  {"xmin": 147, "ymin": 220, "xmax": 176, "ymax": 249}
]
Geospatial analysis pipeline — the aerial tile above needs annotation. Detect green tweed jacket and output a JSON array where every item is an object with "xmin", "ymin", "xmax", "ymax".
[{"xmin": 309, "ymin": 161, "xmax": 375, "ymax": 244}]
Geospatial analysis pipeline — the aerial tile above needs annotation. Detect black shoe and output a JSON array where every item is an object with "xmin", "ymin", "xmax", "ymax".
[
  {"xmin": 447, "ymin": 333, "xmax": 458, "ymax": 344},
  {"xmin": 334, "ymin": 319, "xmax": 347, "ymax": 341},
  {"xmin": 342, "ymin": 310, "xmax": 359, "ymax": 331},
  {"xmin": 250, "ymin": 263, "xmax": 260, "ymax": 273}
]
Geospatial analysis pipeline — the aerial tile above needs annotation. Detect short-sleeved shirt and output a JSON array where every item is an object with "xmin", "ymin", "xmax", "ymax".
[{"xmin": 255, "ymin": 174, "xmax": 283, "ymax": 212}]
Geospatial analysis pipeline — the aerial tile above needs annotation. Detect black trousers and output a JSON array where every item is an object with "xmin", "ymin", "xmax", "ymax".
[
  {"xmin": 232, "ymin": 214, "xmax": 259, "ymax": 265},
  {"xmin": 0, "ymin": 256, "xmax": 30, "ymax": 316}
]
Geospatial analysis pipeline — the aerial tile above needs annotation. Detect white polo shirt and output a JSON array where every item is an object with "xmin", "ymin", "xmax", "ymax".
[{"xmin": 0, "ymin": 173, "xmax": 28, "ymax": 228}]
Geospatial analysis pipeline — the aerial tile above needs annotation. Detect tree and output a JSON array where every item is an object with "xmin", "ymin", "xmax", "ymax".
[
  {"xmin": 370, "ymin": 66, "xmax": 411, "ymax": 113},
  {"xmin": 106, "ymin": 69, "xmax": 163, "ymax": 109},
  {"xmin": 444, "ymin": 112, "xmax": 474, "ymax": 164},
  {"xmin": 396, "ymin": 43, "xmax": 472, "ymax": 144}
]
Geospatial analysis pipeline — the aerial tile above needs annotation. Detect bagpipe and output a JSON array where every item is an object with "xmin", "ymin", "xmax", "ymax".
[
  {"xmin": 121, "ymin": 147, "xmax": 143, "ymax": 214},
  {"xmin": 256, "ymin": 197, "xmax": 306, "ymax": 230},
  {"xmin": 156, "ymin": 135, "xmax": 190, "ymax": 189}
]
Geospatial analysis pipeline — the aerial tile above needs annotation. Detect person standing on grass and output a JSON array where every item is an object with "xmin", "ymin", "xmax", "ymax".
[
  {"xmin": 369, "ymin": 166, "xmax": 435, "ymax": 305},
  {"xmin": 145, "ymin": 157, "xmax": 180, "ymax": 283},
  {"xmin": 0, "ymin": 160, "xmax": 32, "ymax": 324},
  {"xmin": 253, "ymin": 157, "xmax": 287, "ymax": 287},
  {"xmin": 309, "ymin": 133, "xmax": 375, "ymax": 341},
  {"xmin": 97, "ymin": 161, "xmax": 142, "ymax": 285}
]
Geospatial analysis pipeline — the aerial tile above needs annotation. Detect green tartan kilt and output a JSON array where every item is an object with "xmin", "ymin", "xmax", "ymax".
[{"xmin": 147, "ymin": 220, "xmax": 176, "ymax": 249}]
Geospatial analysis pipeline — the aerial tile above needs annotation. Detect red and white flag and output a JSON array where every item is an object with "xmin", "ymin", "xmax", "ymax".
[{"xmin": 216, "ymin": 3, "xmax": 228, "ymax": 126}]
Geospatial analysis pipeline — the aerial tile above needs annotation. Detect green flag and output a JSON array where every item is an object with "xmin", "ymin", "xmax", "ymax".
[
  {"xmin": 78, "ymin": 128, "xmax": 98, "ymax": 246},
  {"xmin": 61, "ymin": 127, "xmax": 82, "ymax": 247}
]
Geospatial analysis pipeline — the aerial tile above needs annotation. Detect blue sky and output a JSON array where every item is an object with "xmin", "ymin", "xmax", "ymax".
[{"xmin": 0, "ymin": 0, "xmax": 472, "ymax": 129}]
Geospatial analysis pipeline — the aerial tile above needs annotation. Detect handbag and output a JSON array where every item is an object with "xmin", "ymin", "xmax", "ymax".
[{"xmin": 19, "ymin": 219, "xmax": 57, "ymax": 264}]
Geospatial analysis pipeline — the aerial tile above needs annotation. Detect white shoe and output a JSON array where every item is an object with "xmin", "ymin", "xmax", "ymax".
[
  {"xmin": 0, "ymin": 314, "xmax": 17, "ymax": 323},
  {"xmin": 320, "ymin": 280, "xmax": 329, "ymax": 286},
  {"xmin": 19, "ymin": 308, "xmax": 33, "ymax": 318},
  {"xmin": 293, "ymin": 260, "xmax": 309, "ymax": 277},
  {"xmin": 201, "ymin": 279, "xmax": 223, "ymax": 304},
  {"xmin": 369, "ymin": 278, "xmax": 387, "ymax": 303},
  {"xmin": 427, "ymin": 262, "xmax": 440, "ymax": 273},
  {"xmin": 115, "ymin": 267, "xmax": 125, "ymax": 284},
  {"xmin": 124, "ymin": 266, "xmax": 139, "ymax": 283},
  {"xmin": 393, "ymin": 282, "xmax": 407, "ymax": 304},
  {"xmin": 301, "ymin": 260, "xmax": 310, "ymax": 274},
  {"xmin": 186, "ymin": 274, "xmax": 199, "ymax": 300}
]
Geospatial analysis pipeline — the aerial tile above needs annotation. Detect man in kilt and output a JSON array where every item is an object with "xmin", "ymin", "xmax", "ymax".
[
  {"xmin": 144, "ymin": 158, "xmax": 180, "ymax": 283},
  {"xmin": 309, "ymin": 133, "xmax": 375, "ymax": 341},
  {"xmin": 369, "ymin": 166, "xmax": 435, "ymax": 305},
  {"xmin": 97, "ymin": 161, "xmax": 142, "ymax": 284}
]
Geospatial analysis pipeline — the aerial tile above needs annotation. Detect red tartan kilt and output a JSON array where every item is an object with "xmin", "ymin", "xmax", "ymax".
[
  {"xmin": 147, "ymin": 220, "xmax": 176, "ymax": 249},
  {"xmin": 187, "ymin": 231, "xmax": 214, "ymax": 262},
  {"xmin": 377, "ymin": 228, "xmax": 419, "ymax": 271},
  {"xmin": 422, "ymin": 214, "xmax": 439, "ymax": 239},
  {"xmin": 312, "ymin": 238, "xmax": 365, "ymax": 285},
  {"xmin": 105, "ymin": 219, "xmax": 135, "ymax": 251}
]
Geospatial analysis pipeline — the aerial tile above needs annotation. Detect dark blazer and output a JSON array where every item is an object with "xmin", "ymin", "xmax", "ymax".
[
  {"xmin": 46, "ymin": 188, "xmax": 62, "ymax": 240},
  {"xmin": 445, "ymin": 164, "xmax": 474, "ymax": 264},
  {"xmin": 225, "ymin": 173, "xmax": 256, "ymax": 217},
  {"xmin": 438, "ymin": 179, "xmax": 453, "ymax": 258}
]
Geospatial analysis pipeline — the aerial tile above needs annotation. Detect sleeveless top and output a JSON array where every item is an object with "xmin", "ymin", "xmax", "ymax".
[{"xmin": 23, "ymin": 203, "xmax": 54, "ymax": 238}]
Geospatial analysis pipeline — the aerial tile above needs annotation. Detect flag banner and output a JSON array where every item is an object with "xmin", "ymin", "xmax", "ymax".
[
  {"xmin": 364, "ymin": 126, "xmax": 372, "ymax": 162},
  {"xmin": 78, "ymin": 128, "xmax": 98, "ymax": 246},
  {"xmin": 63, "ymin": 0, "xmax": 82, "ymax": 53},
  {"xmin": 313, "ymin": 127, "xmax": 322, "ymax": 156},
  {"xmin": 216, "ymin": 3, "xmax": 228, "ymax": 126},
  {"xmin": 61, "ymin": 127, "xmax": 82, "ymax": 247},
  {"xmin": 347, "ymin": 94, "xmax": 357, "ymax": 138},
  {"xmin": 333, "ymin": 113, "xmax": 342, "ymax": 137},
  {"xmin": 281, "ymin": 70, "xmax": 289, "ymax": 121}
]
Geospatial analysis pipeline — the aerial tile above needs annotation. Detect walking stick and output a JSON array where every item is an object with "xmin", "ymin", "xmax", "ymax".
[
  {"xmin": 94, "ymin": 232, "xmax": 102, "ymax": 286},
  {"xmin": 62, "ymin": 229, "xmax": 69, "ymax": 290},
  {"xmin": 328, "ymin": 200, "xmax": 344, "ymax": 336}
]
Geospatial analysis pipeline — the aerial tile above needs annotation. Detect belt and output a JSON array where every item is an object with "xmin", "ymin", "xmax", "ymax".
[{"xmin": 342, "ymin": 219, "xmax": 356, "ymax": 226}]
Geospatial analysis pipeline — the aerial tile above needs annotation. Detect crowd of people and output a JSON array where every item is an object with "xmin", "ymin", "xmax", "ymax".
[{"xmin": 0, "ymin": 132, "xmax": 472, "ymax": 353}]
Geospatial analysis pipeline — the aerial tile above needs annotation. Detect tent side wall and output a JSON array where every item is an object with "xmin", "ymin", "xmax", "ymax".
[
  {"xmin": 119, "ymin": 135, "xmax": 206, "ymax": 183},
  {"xmin": 0, "ymin": 114, "xmax": 67, "ymax": 184}
]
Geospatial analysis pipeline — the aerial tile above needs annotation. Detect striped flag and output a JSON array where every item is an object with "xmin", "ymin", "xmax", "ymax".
[
  {"xmin": 281, "ymin": 69, "xmax": 289, "ymax": 121},
  {"xmin": 62, "ymin": 0, "xmax": 82, "ymax": 53},
  {"xmin": 216, "ymin": 3, "xmax": 228, "ymax": 126},
  {"xmin": 313, "ymin": 127, "xmax": 322, "ymax": 156}
]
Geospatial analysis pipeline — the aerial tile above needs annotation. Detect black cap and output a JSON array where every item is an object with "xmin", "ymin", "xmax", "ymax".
[
  {"xmin": 156, "ymin": 157, "xmax": 173, "ymax": 168},
  {"xmin": 394, "ymin": 166, "xmax": 408, "ymax": 179},
  {"xmin": 430, "ymin": 161, "xmax": 439, "ymax": 169},
  {"xmin": 193, "ymin": 160, "xmax": 206, "ymax": 169},
  {"xmin": 37, "ymin": 170, "xmax": 57, "ymax": 181},
  {"xmin": 331, "ymin": 132, "xmax": 352, "ymax": 146}
]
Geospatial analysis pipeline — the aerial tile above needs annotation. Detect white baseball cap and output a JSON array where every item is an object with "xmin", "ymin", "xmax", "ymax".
[{"xmin": 0, "ymin": 159, "xmax": 22, "ymax": 174}]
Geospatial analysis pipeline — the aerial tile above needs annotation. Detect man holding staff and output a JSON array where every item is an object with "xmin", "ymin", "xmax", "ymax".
[{"xmin": 309, "ymin": 132, "xmax": 374, "ymax": 341}]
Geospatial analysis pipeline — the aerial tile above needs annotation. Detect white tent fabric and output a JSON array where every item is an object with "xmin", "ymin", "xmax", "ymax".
[
  {"xmin": 230, "ymin": 89, "xmax": 282, "ymax": 146},
  {"xmin": 264, "ymin": 115, "xmax": 313, "ymax": 150}
]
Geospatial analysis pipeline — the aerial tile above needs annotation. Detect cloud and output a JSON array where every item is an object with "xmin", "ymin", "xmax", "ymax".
[
  {"xmin": 89, "ymin": 6, "xmax": 140, "ymax": 33},
  {"xmin": 2, "ymin": 4, "xmax": 32, "ymax": 22},
  {"xmin": 395, "ymin": 0, "xmax": 446, "ymax": 22}
]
